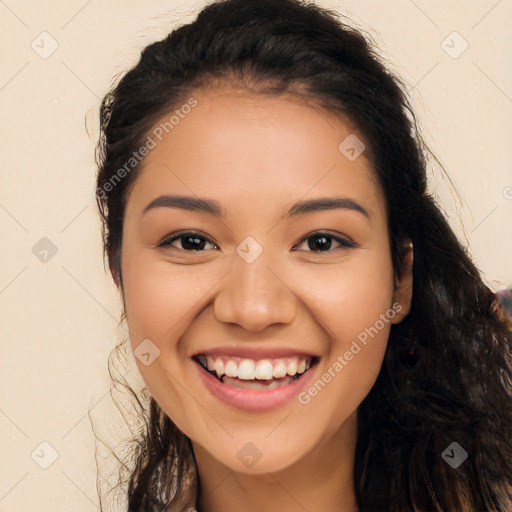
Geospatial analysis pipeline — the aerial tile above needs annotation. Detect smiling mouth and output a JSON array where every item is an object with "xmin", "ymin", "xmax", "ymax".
[{"xmin": 192, "ymin": 354, "xmax": 318, "ymax": 390}]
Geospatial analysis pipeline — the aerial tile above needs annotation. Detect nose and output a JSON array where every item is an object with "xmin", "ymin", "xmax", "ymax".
[{"xmin": 213, "ymin": 251, "xmax": 298, "ymax": 332}]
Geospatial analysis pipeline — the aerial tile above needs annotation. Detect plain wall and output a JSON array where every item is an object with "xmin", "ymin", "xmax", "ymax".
[{"xmin": 1, "ymin": 1, "xmax": 511, "ymax": 510}]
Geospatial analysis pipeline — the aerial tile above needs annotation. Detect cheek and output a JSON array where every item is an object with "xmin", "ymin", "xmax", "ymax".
[
  {"xmin": 292, "ymin": 254, "xmax": 394, "ymax": 425},
  {"xmin": 121, "ymin": 251, "xmax": 210, "ymax": 434},
  {"xmin": 295, "ymin": 253, "xmax": 395, "ymax": 345},
  {"xmin": 121, "ymin": 249, "xmax": 222, "ymax": 353},
  {"xmin": 295, "ymin": 289, "xmax": 393, "ymax": 438}
]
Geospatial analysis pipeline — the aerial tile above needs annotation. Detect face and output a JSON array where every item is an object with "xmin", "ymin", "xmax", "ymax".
[{"xmin": 119, "ymin": 87, "xmax": 412, "ymax": 474}]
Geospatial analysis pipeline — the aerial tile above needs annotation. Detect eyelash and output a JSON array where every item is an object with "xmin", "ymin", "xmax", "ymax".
[{"xmin": 158, "ymin": 230, "xmax": 357, "ymax": 253}]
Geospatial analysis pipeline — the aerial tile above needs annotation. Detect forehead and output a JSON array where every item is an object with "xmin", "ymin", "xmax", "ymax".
[{"xmin": 126, "ymin": 88, "xmax": 384, "ymax": 218}]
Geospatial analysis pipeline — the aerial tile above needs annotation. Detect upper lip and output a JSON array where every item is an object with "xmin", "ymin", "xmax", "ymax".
[{"xmin": 190, "ymin": 345, "xmax": 320, "ymax": 360}]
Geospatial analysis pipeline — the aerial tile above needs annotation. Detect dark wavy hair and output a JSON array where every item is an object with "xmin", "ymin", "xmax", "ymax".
[{"xmin": 93, "ymin": 0, "xmax": 512, "ymax": 510}]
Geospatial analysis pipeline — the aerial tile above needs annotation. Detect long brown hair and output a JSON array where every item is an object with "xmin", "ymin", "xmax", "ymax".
[{"xmin": 93, "ymin": 0, "xmax": 512, "ymax": 510}]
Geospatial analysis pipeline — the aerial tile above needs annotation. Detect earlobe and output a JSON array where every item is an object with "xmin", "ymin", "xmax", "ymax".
[{"xmin": 390, "ymin": 242, "xmax": 413, "ymax": 324}]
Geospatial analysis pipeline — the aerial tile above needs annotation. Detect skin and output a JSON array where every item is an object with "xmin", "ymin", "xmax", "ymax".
[{"xmin": 119, "ymin": 87, "xmax": 413, "ymax": 512}]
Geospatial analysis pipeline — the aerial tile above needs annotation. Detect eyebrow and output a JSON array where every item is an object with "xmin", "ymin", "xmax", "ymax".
[{"xmin": 140, "ymin": 194, "xmax": 370, "ymax": 220}]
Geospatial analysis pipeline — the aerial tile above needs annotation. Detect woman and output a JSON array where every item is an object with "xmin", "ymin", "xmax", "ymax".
[{"xmin": 94, "ymin": 0, "xmax": 512, "ymax": 510}]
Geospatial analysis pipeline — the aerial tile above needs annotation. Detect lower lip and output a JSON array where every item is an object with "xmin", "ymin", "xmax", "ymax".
[{"xmin": 193, "ymin": 360, "xmax": 317, "ymax": 412}]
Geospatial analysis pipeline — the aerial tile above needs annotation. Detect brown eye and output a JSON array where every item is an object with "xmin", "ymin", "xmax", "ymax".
[
  {"xmin": 159, "ymin": 232, "xmax": 217, "ymax": 251},
  {"xmin": 293, "ymin": 232, "xmax": 357, "ymax": 253}
]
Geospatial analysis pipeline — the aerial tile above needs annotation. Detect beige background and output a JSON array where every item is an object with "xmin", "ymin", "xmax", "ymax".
[{"xmin": 1, "ymin": 1, "xmax": 511, "ymax": 510}]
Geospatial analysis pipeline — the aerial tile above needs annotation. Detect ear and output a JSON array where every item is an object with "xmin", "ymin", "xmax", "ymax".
[{"xmin": 390, "ymin": 241, "xmax": 413, "ymax": 324}]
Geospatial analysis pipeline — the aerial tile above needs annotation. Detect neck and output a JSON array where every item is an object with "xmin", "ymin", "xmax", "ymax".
[{"xmin": 193, "ymin": 411, "xmax": 360, "ymax": 512}]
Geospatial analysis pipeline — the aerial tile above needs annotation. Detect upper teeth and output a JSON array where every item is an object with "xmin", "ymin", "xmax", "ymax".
[{"xmin": 196, "ymin": 355, "xmax": 312, "ymax": 380}]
